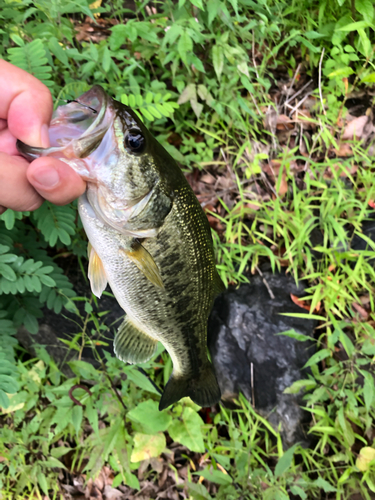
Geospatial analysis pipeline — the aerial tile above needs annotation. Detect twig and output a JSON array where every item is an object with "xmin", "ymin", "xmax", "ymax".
[
  {"xmin": 284, "ymin": 63, "xmax": 301, "ymax": 113},
  {"xmin": 99, "ymin": 355, "xmax": 128, "ymax": 414},
  {"xmin": 252, "ymin": 30, "xmax": 260, "ymax": 80},
  {"xmin": 256, "ymin": 265, "xmax": 275, "ymax": 299},
  {"xmin": 318, "ymin": 48, "xmax": 326, "ymax": 115},
  {"xmin": 249, "ymin": 91, "xmax": 262, "ymax": 117},
  {"xmin": 285, "ymin": 79, "xmax": 313, "ymax": 106},
  {"xmin": 286, "ymin": 93, "xmax": 310, "ymax": 117},
  {"xmin": 250, "ymin": 362, "xmax": 255, "ymax": 409},
  {"xmin": 105, "ymin": 371, "xmax": 128, "ymax": 413}
]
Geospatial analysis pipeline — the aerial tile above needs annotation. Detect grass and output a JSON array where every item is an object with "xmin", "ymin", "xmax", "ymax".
[{"xmin": 0, "ymin": 0, "xmax": 375, "ymax": 498}]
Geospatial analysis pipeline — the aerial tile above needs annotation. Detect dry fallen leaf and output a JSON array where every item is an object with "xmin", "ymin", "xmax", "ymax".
[
  {"xmin": 342, "ymin": 115, "xmax": 369, "ymax": 140},
  {"xmin": 103, "ymin": 485, "xmax": 123, "ymax": 500},
  {"xmin": 352, "ymin": 302, "xmax": 369, "ymax": 320},
  {"xmin": 276, "ymin": 114, "xmax": 294, "ymax": 131},
  {"xmin": 290, "ymin": 294, "xmax": 310, "ymax": 311},
  {"xmin": 335, "ymin": 142, "xmax": 353, "ymax": 157},
  {"xmin": 200, "ymin": 173, "xmax": 216, "ymax": 184}
]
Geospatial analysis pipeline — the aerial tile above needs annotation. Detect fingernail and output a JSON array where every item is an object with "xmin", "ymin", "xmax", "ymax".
[
  {"xmin": 32, "ymin": 167, "xmax": 59, "ymax": 188},
  {"xmin": 41, "ymin": 124, "xmax": 50, "ymax": 148}
]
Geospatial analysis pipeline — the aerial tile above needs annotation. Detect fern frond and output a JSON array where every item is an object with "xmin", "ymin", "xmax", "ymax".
[
  {"xmin": 32, "ymin": 202, "xmax": 76, "ymax": 247},
  {"xmin": 7, "ymin": 39, "xmax": 53, "ymax": 87},
  {"xmin": 0, "ymin": 209, "xmax": 30, "ymax": 231},
  {"xmin": 56, "ymin": 81, "xmax": 91, "ymax": 106},
  {"xmin": 121, "ymin": 92, "xmax": 179, "ymax": 122}
]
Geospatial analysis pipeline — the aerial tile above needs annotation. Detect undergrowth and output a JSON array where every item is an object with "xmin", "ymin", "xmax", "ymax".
[{"xmin": 0, "ymin": 0, "xmax": 375, "ymax": 498}]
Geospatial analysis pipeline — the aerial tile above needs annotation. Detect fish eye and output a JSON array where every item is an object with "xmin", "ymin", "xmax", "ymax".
[{"xmin": 125, "ymin": 129, "xmax": 145, "ymax": 154}]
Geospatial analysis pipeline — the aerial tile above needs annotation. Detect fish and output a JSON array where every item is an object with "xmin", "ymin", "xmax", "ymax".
[{"xmin": 17, "ymin": 85, "xmax": 224, "ymax": 410}]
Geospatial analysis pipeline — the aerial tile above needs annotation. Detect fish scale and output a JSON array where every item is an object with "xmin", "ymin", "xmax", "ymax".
[{"xmin": 17, "ymin": 85, "xmax": 225, "ymax": 410}]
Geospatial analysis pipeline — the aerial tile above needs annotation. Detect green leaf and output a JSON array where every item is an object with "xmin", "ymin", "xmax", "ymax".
[
  {"xmin": 355, "ymin": 0, "xmax": 374, "ymax": 24},
  {"xmin": 178, "ymin": 31, "xmax": 193, "ymax": 64},
  {"xmin": 40, "ymin": 457, "xmax": 66, "ymax": 469},
  {"xmin": 212, "ymin": 44, "xmax": 224, "ymax": 80},
  {"xmin": 72, "ymin": 405, "xmax": 83, "ymax": 436},
  {"xmin": 276, "ymin": 329, "xmax": 313, "ymax": 342},
  {"xmin": 190, "ymin": 0, "xmax": 204, "ymax": 9},
  {"xmin": 140, "ymin": 108, "xmax": 154, "ymax": 121},
  {"xmin": 102, "ymin": 46, "xmax": 111, "ymax": 72},
  {"xmin": 68, "ymin": 360, "xmax": 100, "ymax": 380},
  {"xmin": 195, "ymin": 467, "xmax": 232, "ymax": 485},
  {"xmin": 361, "ymin": 371, "xmax": 375, "ymax": 411},
  {"xmin": 314, "ymin": 476, "xmax": 337, "ymax": 492},
  {"xmin": 130, "ymin": 432, "xmax": 166, "ymax": 462},
  {"xmin": 264, "ymin": 488, "xmax": 289, "ymax": 500},
  {"xmin": 48, "ymin": 37, "xmax": 69, "ymax": 66},
  {"xmin": 128, "ymin": 94, "xmax": 136, "ymax": 107},
  {"xmin": 303, "ymin": 349, "xmax": 332, "ymax": 368},
  {"xmin": 125, "ymin": 368, "xmax": 161, "ymax": 396},
  {"xmin": 37, "ymin": 472, "xmax": 49, "ymax": 495},
  {"xmin": 50, "ymin": 447, "xmax": 72, "ymax": 459},
  {"xmin": 337, "ymin": 20, "xmax": 370, "ymax": 31},
  {"xmin": 290, "ymin": 485, "xmax": 307, "ymax": 499},
  {"xmin": 279, "ymin": 312, "xmax": 326, "ymax": 320},
  {"xmin": 148, "ymin": 105, "xmax": 163, "ymax": 119},
  {"xmin": 361, "ymin": 72, "xmax": 375, "ymax": 83},
  {"xmin": 168, "ymin": 407, "xmax": 205, "ymax": 452},
  {"xmin": 10, "ymin": 34, "xmax": 25, "ymax": 46},
  {"xmin": 0, "ymin": 209, "xmax": 23, "ymax": 230},
  {"xmin": 128, "ymin": 400, "xmax": 172, "ymax": 433},
  {"xmin": 110, "ymin": 25, "xmax": 127, "ymax": 51},
  {"xmin": 38, "ymin": 275, "xmax": 56, "ymax": 287},
  {"xmin": 339, "ymin": 331, "xmax": 354, "ymax": 357},
  {"xmin": 0, "ymin": 389, "xmax": 10, "ymax": 409},
  {"xmin": 0, "ymin": 263, "xmax": 17, "ymax": 282},
  {"xmin": 274, "ymin": 443, "xmax": 299, "ymax": 477},
  {"xmin": 187, "ymin": 482, "xmax": 212, "ymax": 500},
  {"xmin": 283, "ymin": 379, "xmax": 317, "ymax": 394},
  {"xmin": 358, "ymin": 28, "xmax": 372, "ymax": 58}
]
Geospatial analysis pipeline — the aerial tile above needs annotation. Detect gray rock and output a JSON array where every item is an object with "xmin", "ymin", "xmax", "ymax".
[{"xmin": 208, "ymin": 272, "xmax": 317, "ymax": 447}]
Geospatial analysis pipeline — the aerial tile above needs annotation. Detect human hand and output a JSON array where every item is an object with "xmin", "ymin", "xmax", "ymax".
[{"xmin": 0, "ymin": 60, "xmax": 86, "ymax": 214}]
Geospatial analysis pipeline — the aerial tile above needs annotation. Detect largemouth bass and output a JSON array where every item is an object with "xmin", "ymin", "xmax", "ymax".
[{"xmin": 17, "ymin": 86, "xmax": 224, "ymax": 410}]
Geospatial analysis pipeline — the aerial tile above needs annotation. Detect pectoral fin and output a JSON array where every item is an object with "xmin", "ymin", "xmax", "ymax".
[
  {"xmin": 88, "ymin": 242, "xmax": 108, "ymax": 298},
  {"xmin": 120, "ymin": 242, "xmax": 164, "ymax": 289},
  {"xmin": 114, "ymin": 315, "xmax": 158, "ymax": 364}
]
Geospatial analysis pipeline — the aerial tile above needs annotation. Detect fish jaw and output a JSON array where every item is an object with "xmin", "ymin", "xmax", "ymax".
[{"xmin": 16, "ymin": 85, "xmax": 113, "ymax": 177}]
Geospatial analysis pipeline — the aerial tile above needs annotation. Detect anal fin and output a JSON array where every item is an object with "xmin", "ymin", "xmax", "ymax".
[
  {"xmin": 120, "ymin": 241, "xmax": 164, "ymax": 289},
  {"xmin": 88, "ymin": 242, "xmax": 108, "ymax": 298},
  {"xmin": 114, "ymin": 315, "xmax": 158, "ymax": 364}
]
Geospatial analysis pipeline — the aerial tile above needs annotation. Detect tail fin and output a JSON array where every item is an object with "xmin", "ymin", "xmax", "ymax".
[{"xmin": 159, "ymin": 364, "xmax": 221, "ymax": 411}]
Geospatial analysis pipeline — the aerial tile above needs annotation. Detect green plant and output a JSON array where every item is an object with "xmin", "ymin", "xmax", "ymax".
[{"xmin": 1, "ymin": 0, "xmax": 375, "ymax": 498}]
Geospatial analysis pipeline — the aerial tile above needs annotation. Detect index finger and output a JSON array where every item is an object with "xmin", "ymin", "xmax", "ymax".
[{"xmin": 0, "ymin": 60, "xmax": 53, "ymax": 147}]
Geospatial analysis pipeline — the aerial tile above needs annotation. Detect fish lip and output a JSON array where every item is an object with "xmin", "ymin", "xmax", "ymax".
[
  {"xmin": 16, "ymin": 140, "xmax": 42, "ymax": 161},
  {"xmin": 51, "ymin": 85, "xmax": 110, "ymax": 138},
  {"xmin": 16, "ymin": 85, "xmax": 111, "ymax": 162}
]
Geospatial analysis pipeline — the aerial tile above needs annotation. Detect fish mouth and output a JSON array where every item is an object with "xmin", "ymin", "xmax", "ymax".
[{"xmin": 17, "ymin": 85, "xmax": 111, "ymax": 161}]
